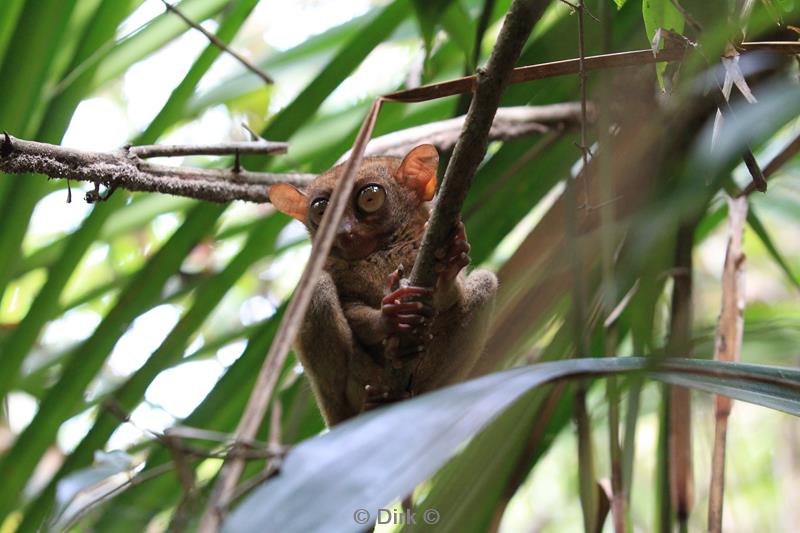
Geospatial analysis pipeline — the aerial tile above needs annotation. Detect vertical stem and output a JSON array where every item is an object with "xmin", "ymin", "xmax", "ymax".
[
  {"xmin": 656, "ymin": 384, "xmax": 673, "ymax": 533},
  {"xmin": 666, "ymin": 222, "xmax": 698, "ymax": 530},
  {"xmin": 707, "ymin": 196, "xmax": 747, "ymax": 532},
  {"xmin": 596, "ymin": 1, "xmax": 625, "ymax": 529},
  {"xmin": 570, "ymin": 3, "xmax": 593, "ymax": 530},
  {"xmin": 607, "ymin": 375, "xmax": 625, "ymax": 533},
  {"xmin": 575, "ymin": 385, "xmax": 598, "ymax": 533}
]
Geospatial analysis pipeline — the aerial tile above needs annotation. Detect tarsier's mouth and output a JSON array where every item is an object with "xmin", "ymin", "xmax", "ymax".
[{"xmin": 333, "ymin": 234, "xmax": 378, "ymax": 261}]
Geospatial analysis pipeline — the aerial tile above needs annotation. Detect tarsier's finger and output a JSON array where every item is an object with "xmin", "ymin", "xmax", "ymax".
[
  {"xmin": 382, "ymin": 302, "xmax": 434, "ymax": 317},
  {"xmin": 382, "ymin": 285, "xmax": 434, "ymax": 304},
  {"xmin": 384, "ymin": 268, "xmax": 402, "ymax": 294},
  {"xmin": 387, "ymin": 313, "xmax": 427, "ymax": 326}
]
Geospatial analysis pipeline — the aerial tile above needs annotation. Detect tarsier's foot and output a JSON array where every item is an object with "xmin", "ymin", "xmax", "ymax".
[
  {"xmin": 363, "ymin": 384, "xmax": 411, "ymax": 411},
  {"xmin": 381, "ymin": 268, "xmax": 434, "ymax": 364},
  {"xmin": 433, "ymin": 220, "xmax": 471, "ymax": 284}
]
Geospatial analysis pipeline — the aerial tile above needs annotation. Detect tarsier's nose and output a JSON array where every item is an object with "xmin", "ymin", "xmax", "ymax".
[{"xmin": 336, "ymin": 219, "xmax": 355, "ymax": 241}]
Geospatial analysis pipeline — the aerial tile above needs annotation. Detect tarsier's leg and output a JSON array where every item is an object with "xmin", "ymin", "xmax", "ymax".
[
  {"xmin": 413, "ymin": 268, "xmax": 498, "ymax": 392},
  {"xmin": 407, "ymin": 220, "xmax": 497, "ymax": 391},
  {"xmin": 295, "ymin": 272, "xmax": 360, "ymax": 425}
]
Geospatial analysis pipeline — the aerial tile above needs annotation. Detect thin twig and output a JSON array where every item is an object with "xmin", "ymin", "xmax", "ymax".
[
  {"xmin": 129, "ymin": 140, "xmax": 288, "ymax": 158},
  {"xmin": 383, "ymin": 41, "xmax": 799, "ymax": 103},
  {"xmin": 667, "ymin": 222, "xmax": 698, "ymax": 530},
  {"xmin": 341, "ymin": 103, "xmax": 591, "ymax": 160},
  {"xmin": 0, "ymin": 134, "xmax": 313, "ymax": 203},
  {"xmin": 60, "ymin": 463, "xmax": 175, "ymax": 532},
  {"xmin": 740, "ymin": 132, "xmax": 800, "ymax": 196},
  {"xmin": 708, "ymin": 196, "xmax": 747, "ymax": 533},
  {"xmin": 576, "ymin": 0, "xmax": 591, "ymax": 207},
  {"xmin": 575, "ymin": 384, "xmax": 599, "ymax": 533},
  {"xmin": 166, "ymin": 435, "xmax": 199, "ymax": 533},
  {"xmin": 161, "ymin": 0, "xmax": 273, "ymax": 85}
]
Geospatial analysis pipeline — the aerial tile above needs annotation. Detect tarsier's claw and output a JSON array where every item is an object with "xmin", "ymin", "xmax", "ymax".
[{"xmin": 435, "ymin": 220, "xmax": 471, "ymax": 284}]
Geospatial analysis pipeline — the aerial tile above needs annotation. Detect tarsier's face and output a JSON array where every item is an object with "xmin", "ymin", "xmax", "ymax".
[{"xmin": 269, "ymin": 145, "xmax": 438, "ymax": 262}]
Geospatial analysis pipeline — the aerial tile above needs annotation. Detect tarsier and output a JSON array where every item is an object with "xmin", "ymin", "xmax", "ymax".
[{"xmin": 269, "ymin": 145, "xmax": 497, "ymax": 426}]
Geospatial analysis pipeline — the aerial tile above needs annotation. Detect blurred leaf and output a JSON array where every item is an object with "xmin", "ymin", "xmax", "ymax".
[
  {"xmin": 51, "ymin": 450, "xmax": 135, "ymax": 530},
  {"xmin": 642, "ymin": 0, "xmax": 684, "ymax": 87},
  {"xmin": 19, "ymin": 213, "xmax": 285, "ymax": 529},
  {"xmin": 90, "ymin": 306, "xmax": 288, "ymax": 532},
  {"xmin": 91, "ymin": 0, "xmax": 231, "ymax": 91},
  {"xmin": 0, "ymin": 203, "xmax": 224, "ymax": 521},
  {"xmin": 0, "ymin": 0, "xmax": 25, "ymax": 70},
  {"xmin": 746, "ymin": 205, "xmax": 800, "ymax": 291},
  {"xmin": 226, "ymin": 358, "xmax": 800, "ymax": 533},
  {"xmin": 411, "ymin": 0, "xmax": 456, "ymax": 59},
  {"xmin": 441, "ymin": 1, "xmax": 477, "ymax": 70}
]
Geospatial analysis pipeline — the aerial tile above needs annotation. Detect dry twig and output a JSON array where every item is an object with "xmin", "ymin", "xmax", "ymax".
[
  {"xmin": 0, "ymin": 133, "xmax": 312, "ymax": 203},
  {"xmin": 161, "ymin": 0, "xmax": 274, "ymax": 85},
  {"xmin": 342, "ymin": 103, "xmax": 593, "ymax": 159},
  {"xmin": 708, "ymin": 196, "xmax": 747, "ymax": 533}
]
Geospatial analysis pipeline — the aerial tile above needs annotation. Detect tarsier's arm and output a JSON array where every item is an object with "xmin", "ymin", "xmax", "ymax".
[
  {"xmin": 364, "ymin": 221, "xmax": 498, "ymax": 403},
  {"xmin": 295, "ymin": 272, "xmax": 360, "ymax": 426}
]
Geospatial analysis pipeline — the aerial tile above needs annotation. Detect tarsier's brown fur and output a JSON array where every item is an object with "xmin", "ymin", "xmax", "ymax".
[{"xmin": 270, "ymin": 145, "xmax": 497, "ymax": 425}]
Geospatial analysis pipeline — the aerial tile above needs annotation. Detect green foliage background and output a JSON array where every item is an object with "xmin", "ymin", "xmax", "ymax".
[{"xmin": 0, "ymin": 0, "xmax": 798, "ymax": 531}]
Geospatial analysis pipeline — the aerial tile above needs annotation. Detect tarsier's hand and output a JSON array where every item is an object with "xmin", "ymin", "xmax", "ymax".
[
  {"xmin": 380, "ymin": 266, "xmax": 433, "ymax": 366},
  {"xmin": 433, "ymin": 220, "xmax": 471, "ymax": 286}
]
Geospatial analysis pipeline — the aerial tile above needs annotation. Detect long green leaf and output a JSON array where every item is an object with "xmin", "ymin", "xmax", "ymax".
[
  {"xmin": 141, "ymin": 0, "xmax": 261, "ymax": 141},
  {"xmin": 0, "ymin": 0, "xmax": 143, "ymax": 401},
  {"xmin": 746, "ymin": 206, "xmax": 800, "ymax": 291},
  {"xmin": 90, "ymin": 0, "xmax": 231, "ymax": 91},
  {"xmin": 226, "ymin": 357, "xmax": 800, "ymax": 533},
  {"xmin": 89, "ymin": 307, "xmax": 289, "ymax": 532},
  {"xmin": 0, "ymin": 0, "xmax": 25, "ymax": 71},
  {"xmin": 0, "ymin": 203, "xmax": 225, "ymax": 521},
  {"xmin": 18, "ymin": 213, "xmax": 285, "ymax": 530}
]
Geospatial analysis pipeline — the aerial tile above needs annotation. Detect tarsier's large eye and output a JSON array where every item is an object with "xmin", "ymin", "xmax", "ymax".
[
  {"xmin": 356, "ymin": 184, "xmax": 386, "ymax": 214},
  {"xmin": 309, "ymin": 198, "xmax": 328, "ymax": 225}
]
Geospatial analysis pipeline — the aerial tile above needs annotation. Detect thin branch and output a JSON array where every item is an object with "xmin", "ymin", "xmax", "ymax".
[
  {"xmin": 383, "ymin": 41, "xmax": 798, "ymax": 104},
  {"xmin": 129, "ymin": 140, "xmax": 288, "ymax": 158},
  {"xmin": 161, "ymin": 0, "xmax": 273, "ymax": 85},
  {"xmin": 0, "ymin": 134, "xmax": 313, "ymax": 203},
  {"xmin": 576, "ymin": 0, "xmax": 591, "ymax": 207},
  {"xmin": 708, "ymin": 196, "xmax": 747, "ymax": 533},
  {"xmin": 342, "ymin": 103, "xmax": 592, "ymax": 159},
  {"xmin": 60, "ymin": 463, "xmax": 175, "ymax": 532},
  {"xmin": 576, "ymin": 384, "xmax": 599, "ymax": 533},
  {"xmin": 667, "ymin": 221, "xmax": 698, "ymax": 530},
  {"xmin": 740, "ymin": 132, "xmax": 800, "ymax": 196}
]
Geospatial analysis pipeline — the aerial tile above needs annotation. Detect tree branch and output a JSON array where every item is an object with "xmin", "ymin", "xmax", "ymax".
[
  {"xmin": 129, "ymin": 140, "xmax": 288, "ymax": 158},
  {"xmin": 342, "ymin": 103, "xmax": 593, "ymax": 159},
  {"xmin": 385, "ymin": 0, "xmax": 552, "ymax": 394},
  {"xmin": 0, "ymin": 134, "xmax": 313, "ymax": 203}
]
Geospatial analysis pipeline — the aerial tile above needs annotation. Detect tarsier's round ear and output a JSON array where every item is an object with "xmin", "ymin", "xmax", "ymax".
[
  {"xmin": 394, "ymin": 144, "xmax": 438, "ymax": 202},
  {"xmin": 269, "ymin": 183, "xmax": 309, "ymax": 222}
]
